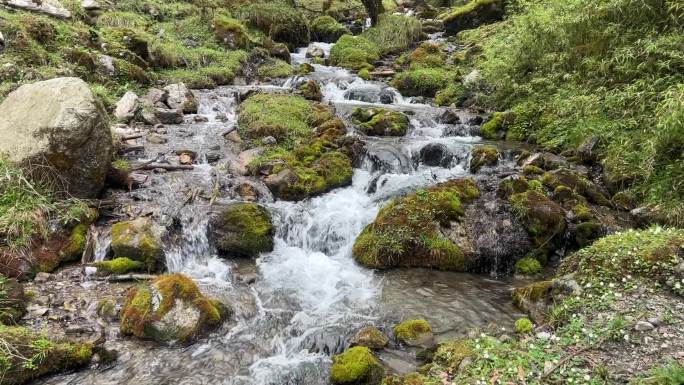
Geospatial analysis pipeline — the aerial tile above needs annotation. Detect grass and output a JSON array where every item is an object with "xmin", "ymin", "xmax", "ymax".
[
  {"xmin": 329, "ymin": 34, "xmax": 379, "ymax": 70},
  {"xmin": 361, "ymin": 14, "xmax": 422, "ymax": 55},
  {"xmin": 458, "ymin": 0, "xmax": 684, "ymax": 225}
]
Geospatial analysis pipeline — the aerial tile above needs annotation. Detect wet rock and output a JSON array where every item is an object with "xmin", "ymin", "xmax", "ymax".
[
  {"xmin": 439, "ymin": 109, "xmax": 461, "ymax": 124},
  {"xmin": 465, "ymin": 115, "xmax": 484, "ymax": 125},
  {"xmin": 237, "ymin": 183, "xmax": 259, "ymax": 202},
  {"xmin": 371, "ymin": 67, "xmax": 396, "ymax": 79},
  {"xmin": 154, "ymin": 107, "xmax": 184, "ymax": 124},
  {"xmin": 194, "ymin": 115, "xmax": 209, "ymax": 123},
  {"xmin": 330, "ymin": 346, "xmax": 384, "ymax": 385},
  {"xmin": 497, "ymin": 175, "xmax": 530, "ymax": 199},
  {"xmin": 520, "ymin": 152, "xmax": 567, "ymax": 171},
  {"xmin": 352, "ymin": 107, "xmax": 409, "ymax": 137},
  {"xmin": 216, "ymin": 112, "xmax": 229, "ymax": 122},
  {"xmin": 0, "ymin": 278, "xmax": 25, "ymax": 323},
  {"xmin": 2, "ymin": 0, "xmax": 72, "ymax": 18},
  {"xmin": 394, "ymin": 319, "xmax": 434, "ymax": 347},
  {"xmin": 114, "ymin": 91, "xmax": 140, "ymax": 122},
  {"xmin": 422, "ymin": 19, "xmax": 444, "ymax": 33},
  {"xmin": 379, "ymin": 89, "xmax": 395, "ymax": 104},
  {"xmin": 177, "ymin": 151, "xmax": 196, "ymax": 165},
  {"xmin": 306, "ymin": 45, "xmax": 325, "ymax": 58},
  {"xmin": 263, "ymin": 169, "xmax": 298, "ymax": 198},
  {"xmin": 298, "ymin": 80, "xmax": 322, "ymax": 101},
  {"xmin": 542, "ymin": 168, "xmax": 611, "ymax": 206},
  {"xmin": 230, "ymin": 147, "xmax": 265, "ymax": 176},
  {"xmin": 351, "ymin": 326, "xmax": 389, "ymax": 349},
  {"xmin": 441, "ymin": 0, "xmax": 504, "ymax": 36},
  {"xmin": 0, "ymin": 77, "xmax": 112, "ymax": 198},
  {"xmin": 469, "ymin": 145, "xmax": 499, "ymax": 172},
  {"xmin": 508, "ymin": 190, "xmax": 566, "ymax": 255},
  {"xmin": 205, "ymin": 152, "xmax": 221, "ymax": 164},
  {"xmin": 578, "ymin": 135, "xmax": 600, "ymax": 163},
  {"xmin": 120, "ymin": 273, "xmax": 228, "ymax": 345},
  {"xmin": 208, "ymin": 203, "xmax": 275, "ymax": 258},
  {"xmin": 111, "ymin": 218, "xmax": 164, "ymax": 271},
  {"xmin": 262, "ymin": 136, "xmax": 277, "ymax": 145},
  {"xmin": 419, "ymin": 143, "xmax": 452, "ymax": 167},
  {"xmin": 97, "ymin": 54, "xmax": 116, "ymax": 76},
  {"xmin": 270, "ymin": 43, "xmax": 291, "ymax": 64},
  {"xmin": 225, "ymin": 130, "xmax": 242, "ymax": 143},
  {"xmin": 164, "ymin": 83, "xmax": 198, "ymax": 114},
  {"xmin": 512, "ymin": 280, "xmax": 553, "ymax": 324},
  {"xmin": 144, "ymin": 88, "xmax": 169, "ymax": 108},
  {"xmin": 146, "ymin": 133, "xmax": 167, "ymax": 144}
]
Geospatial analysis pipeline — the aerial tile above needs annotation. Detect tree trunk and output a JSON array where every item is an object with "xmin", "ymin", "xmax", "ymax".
[{"xmin": 362, "ymin": 0, "xmax": 385, "ymax": 26}]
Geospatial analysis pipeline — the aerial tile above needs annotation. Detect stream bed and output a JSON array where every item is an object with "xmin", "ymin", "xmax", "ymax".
[{"xmin": 37, "ymin": 38, "xmax": 525, "ymax": 385}]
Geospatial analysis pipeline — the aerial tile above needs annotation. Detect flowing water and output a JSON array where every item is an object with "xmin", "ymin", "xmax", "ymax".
[{"xmin": 40, "ymin": 41, "xmax": 524, "ymax": 385}]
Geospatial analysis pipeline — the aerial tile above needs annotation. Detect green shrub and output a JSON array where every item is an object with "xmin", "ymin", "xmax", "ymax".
[{"xmin": 515, "ymin": 257, "xmax": 542, "ymax": 275}]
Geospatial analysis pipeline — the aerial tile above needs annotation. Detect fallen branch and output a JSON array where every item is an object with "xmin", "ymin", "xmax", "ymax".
[
  {"xmin": 120, "ymin": 133, "xmax": 144, "ymax": 141},
  {"xmin": 91, "ymin": 273, "xmax": 158, "ymax": 282}
]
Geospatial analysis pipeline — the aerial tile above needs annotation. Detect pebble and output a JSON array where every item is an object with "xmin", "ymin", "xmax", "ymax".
[
  {"xmin": 34, "ymin": 272, "xmax": 52, "ymax": 282},
  {"xmin": 262, "ymin": 136, "xmax": 277, "ymax": 145},
  {"xmin": 634, "ymin": 321, "xmax": 655, "ymax": 332},
  {"xmin": 537, "ymin": 332, "xmax": 552, "ymax": 340}
]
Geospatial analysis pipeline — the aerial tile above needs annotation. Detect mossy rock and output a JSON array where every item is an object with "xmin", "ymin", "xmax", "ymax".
[
  {"xmin": 0, "ymin": 325, "xmax": 92, "ymax": 385},
  {"xmin": 208, "ymin": 203, "xmax": 274, "ymax": 258},
  {"xmin": 299, "ymin": 62, "xmax": 315, "ymax": 74},
  {"xmin": 382, "ymin": 373, "xmax": 429, "ymax": 385},
  {"xmin": 433, "ymin": 340, "xmax": 473, "ymax": 372},
  {"xmin": 438, "ymin": 0, "xmax": 505, "ymax": 36},
  {"xmin": 394, "ymin": 319, "xmax": 434, "ymax": 347},
  {"xmin": 311, "ymin": 15, "xmax": 349, "ymax": 43},
  {"xmin": 94, "ymin": 257, "xmax": 144, "ymax": 275},
  {"xmin": 391, "ymin": 67, "xmax": 452, "ymax": 97},
  {"xmin": 299, "ymin": 79, "xmax": 323, "ymax": 101},
  {"xmin": 406, "ymin": 42, "xmax": 446, "ymax": 69},
  {"xmin": 330, "ymin": 346, "xmax": 385, "ymax": 385},
  {"xmin": 497, "ymin": 175, "xmax": 530, "ymax": 199},
  {"xmin": 58, "ymin": 223, "xmax": 88, "ymax": 262},
  {"xmin": 111, "ymin": 218, "xmax": 163, "ymax": 272},
  {"xmin": 212, "ymin": 15, "xmax": 250, "ymax": 50},
  {"xmin": 239, "ymin": 1, "xmax": 310, "ymax": 49},
  {"xmin": 0, "ymin": 276, "xmax": 26, "ymax": 324},
  {"xmin": 352, "ymin": 107, "xmax": 409, "ymax": 136},
  {"xmin": 353, "ymin": 178, "xmax": 480, "ymax": 270},
  {"xmin": 511, "ymin": 280, "xmax": 553, "ymax": 323},
  {"xmin": 469, "ymin": 145, "xmax": 499, "ymax": 172},
  {"xmin": 120, "ymin": 273, "xmax": 228, "ymax": 345},
  {"xmin": 479, "ymin": 111, "xmax": 514, "ymax": 140},
  {"xmin": 514, "ymin": 318, "xmax": 534, "ymax": 334},
  {"xmin": 509, "ymin": 190, "xmax": 567, "ymax": 255},
  {"xmin": 515, "ymin": 256, "xmax": 542, "ymax": 276},
  {"xmin": 330, "ymin": 35, "xmax": 379, "ymax": 70},
  {"xmin": 572, "ymin": 222, "xmax": 604, "ymax": 247},
  {"xmin": 351, "ymin": 326, "xmax": 389, "ymax": 349},
  {"xmin": 541, "ymin": 168, "xmax": 611, "ymax": 207},
  {"xmin": 257, "ymin": 59, "xmax": 294, "ymax": 79}
]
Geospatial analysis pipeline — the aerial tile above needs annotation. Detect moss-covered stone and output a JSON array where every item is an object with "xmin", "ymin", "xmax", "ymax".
[
  {"xmin": 330, "ymin": 35, "xmax": 379, "ymax": 70},
  {"xmin": 351, "ymin": 326, "xmax": 389, "ymax": 349},
  {"xmin": 382, "ymin": 373, "xmax": 429, "ymax": 385},
  {"xmin": 212, "ymin": 15, "xmax": 250, "ymax": 50},
  {"xmin": 515, "ymin": 256, "xmax": 542, "ymax": 275},
  {"xmin": 299, "ymin": 80, "xmax": 323, "ymax": 101},
  {"xmin": 438, "ymin": 0, "xmax": 505, "ymax": 36},
  {"xmin": 433, "ymin": 339, "xmax": 473, "ymax": 372},
  {"xmin": 93, "ymin": 257, "xmax": 144, "ymax": 275},
  {"xmin": 330, "ymin": 346, "xmax": 385, "ymax": 385},
  {"xmin": 239, "ymin": 1, "xmax": 310, "ymax": 49},
  {"xmin": 573, "ymin": 222, "xmax": 603, "ymax": 247},
  {"xmin": 311, "ymin": 15, "xmax": 349, "ymax": 43},
  {"xmin": 0, "ymin": 325, "xmax": 92, "ymax": 385},
  {"xmin": 353, "ymin": 178, "xmax": 480, "ymax": 270},
  {"xmin": 299, "ymin": 62, "xmax": 315, "ymax": 75},
  {"xmin": 120, "ymin": 273, "xmax": 227, "ymax": 345},
  {"xmin": 239, "ymin": 93, "xmax": 353, "ymax": 200},
  {"xmin": 469, "ymin": 145, "xmax": 499, "ymax": 172},
  {"xmin": 257, "ymin": 59, "xmax": 294, "ymax": 79},
  {"xmin": 391, "ymin": 67, "xmax": 452, "ymax": 97},
  {"xmin": 58, "ymin": 223, "xmax": 87, "ymax": 262},
  {"xmin": 509, "ymin": 190, "xmax": 567, "ymax": 255},
  {"xmin": 208, "ymin": 203, "xmax": 274, "ymax": 258},
  {"xmin": 0, "ymin": 276, "xmax": 25, "ymax": 324},
  {"xmin": 352, "ymin": 107, "xmax": 409, "ymax": 136},
  {"xmin": 394, "ymin": 319, "xmax": 433, "ymax": 346},
  {"xmin": 480, "ymin": 111, "xmax": 514, "ymax": 140},
  {"xmin": 111, "ymin": 218, "xmax": 163, "ymax": 272},
  {"xmin": 514, "ymin": 318, "xmax": 534, "ymax": 334},
  {"xmin": 360, "ymin": 14, "xmax": 423, "ymax": 56},
  {"xmin": 541, "ymin": 168, "xmax": 611, "ymax": 207},
  {"xmin": 497, "ymin": 175, "xmax": 530, "ymax": 199}
]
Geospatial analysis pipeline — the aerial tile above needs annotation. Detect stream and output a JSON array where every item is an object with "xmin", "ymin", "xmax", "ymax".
[{"xmin": 39, "ymin": 36, "xmax": 525, "ymax": 385}]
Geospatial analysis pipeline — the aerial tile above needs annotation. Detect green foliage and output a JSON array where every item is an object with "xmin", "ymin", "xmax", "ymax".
[
  {"xmin": 515, "ymin": 256, "xmax": 542, "ymax": 275},
  {"xmin": 0, "ymin": 156, "xmax": 87, "ymax": 253},
  {"xmin": 94, "ymin": 257, "xmax": 144, "ymax": 275},
  {"xmin": 238, "ymin": 1, "xmax": 310, "ymax": 48},
  {"xmin": 310, "ymin": 15, "xmax": 348, "ymax": 43},
  {"xmin": 392, "ymin": 67, "xmax": 453, "ymax": 97},
  {"xmin": 514, "ymin": 318, "xmax": 534, "ymax": 334},
  {"xmin": 238, "ymin": 94, "xmax": 314, "ymax": 144},
  {"xmin": 353, "ymin": 178, "xmax": 479, "ymax": 269},
  {"xmin": 361, "ymin": 14, "xmax": 422, "ymax": 55},
  {"xmin": 467, "ymin": 0, "xmax": 684, "ymax": 225},
  {"xmin": 330, "ymin": 346, "xmax": 384, "ymax": 385},
  {"xmin": 330, "ymin": 35, "xmax": 379, "ymax": 70},
  {"xmin": 0, "ymin": 325, "xmax": 92, "ymax": 385},
  {"xmin": 635, "ymin": 361, "xmax": 684, "ymax": 385},
  {"xmin": 480, "ymin": 111, "xmax": 514, "ymax": 139}
]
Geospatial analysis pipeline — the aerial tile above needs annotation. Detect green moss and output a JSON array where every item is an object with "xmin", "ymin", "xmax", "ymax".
[
  {"xmin": 522, "ymin": 164, "xmax": 544, "ymax": 176},
  {"xmin": 299, "ymin": 62, "xmax": 315, "ymax": 74},
  {"xmin": 360, "ymin": 14, "xmax": 422, "ymax": 55},
  {"xmin": 438, "ymin": 0, "xmax": 504, "ymax": 35},
  {"xmin": 330, "ymin": 35, "xmax": 379, "ymax": 70},
  {"xmin": 95, "ymin": 299, "xmax": 116, "ymax": 319},
  {"xmin": 59, "ymin": 224, "xmax": 87, "ymax": 262},
  {"xmin": 514, "ymin": 318, "xmax": 534, "ymax": 334},
  {"xmin": 509, "ymin": 190, "xmax": 566, "ymax": 255},
  {"xmin": 573, "ymin": 222, "xmax": 603, "ymax": 247},
  {"xmin": 238, "ymin": 93, "xmax": 314, "ymax": 143},
  {"xmin": 0, "ymin": 325, "xmax": 92, "ymax": 385},
  {"xmin": 515, "ymin": 257, "xmax": 542, "ymax": 275},
  {"xmin": 382, "ymin": 372, "xmax": 428, "ymax": 385},
  {"xmin": 394, "ymin": 319, "xmax": 432, "ymax": 344},
  {"xmin": 238, "ymin": 1, "xmax": 310, "ymax": 48},
  {"xmin": 391, "ymin": 67, "xmax": 453, "ymax": 97},
  {"xmin": 257, "ymin": 59, "xmax": 294, "ymax": 79},
  {"xmin": 94, "ymin": 257, "xmax": 144, "ymax": 275},
  {"xmin": 120, "ymin": 274, "xmax": 226, "ymax": 344},
  {"xmin": 353, "ymin": 326, "xmax": 389, "ymax": 349},
  {"xmin": 358, "ymin": 68, "xmax": 371, "ymax": 80},
  {"xmin": 433, "ymin": 340, "xmax": 473, "ymax": 372},
  {"xmin": 469, "ymin": 145, "xmax": 499, "ymax": 172},
  {"xmin": 352, "ymin": 107, "xmax": 409, "ymax": 136},
  {"xmin": 353, "ymin": 178, "xmax": 480, "ymax": 270},
  {"xmin": 406, "ymin": 42, "xmax": 447, "ymax": 69},
  {"xmin": 330, "ymin": 346, "xmax": 384, "ymax": 385},
  {"xmin": 212, "ymin": 15, "xmax": 250, "ymax": 49},
  {"xmin": 311, "ymin": 15, "xmax": 349, "ymax": 43},
  {"xmin": 435, "ymin": 83, "xmax": 468, "ymax": 107},
  {"xmin": 0, "ymin": 276, "xmax": 25, "ymax": 324},
  {"xmin": 480, "ymin": 111, "xmax": 514, "ymax": 140},
  {"xmin": 210, "ymin": 203, "xmax": 274, "ymax": 258},
  {"xmin": 299, "ymin": 80, "xmax": 322, "ymax": 101},
  {"xmin": 111, "ymin": 219, "xmax": 163, "ymax": 272}
]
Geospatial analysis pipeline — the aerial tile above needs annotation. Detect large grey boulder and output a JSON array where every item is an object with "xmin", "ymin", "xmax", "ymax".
[
  {"xmin": 0, "ymin": 77, "xmax": 112, "ymax": 198},
  {"xmin": 164, "ymin": 83, "xmax": 198, "ymax": 114},
  {"xmin": 1, "ymin": 0, "xmax": 71, "ymax": 18},
  {"xmin": 114, "ymin": 91, "xmax": 140, "ymax": 122}
]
